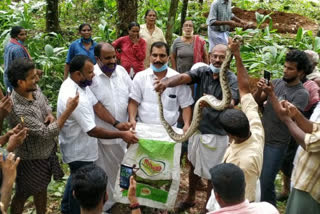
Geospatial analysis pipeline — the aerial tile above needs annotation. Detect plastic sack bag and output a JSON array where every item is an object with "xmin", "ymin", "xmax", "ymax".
[{"xmin": 114, "ymin": 122, "xmax": 182, "ymax": 209}]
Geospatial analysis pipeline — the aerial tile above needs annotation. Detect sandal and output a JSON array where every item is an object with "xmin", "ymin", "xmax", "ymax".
[{"xmin": 174, "ymin": 201, "xmax": 196, "ymax": 213}]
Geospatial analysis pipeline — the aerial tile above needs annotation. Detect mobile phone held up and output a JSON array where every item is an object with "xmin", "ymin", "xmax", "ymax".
[
  {"xmin": 120, "ymin": 164, "xmax": 133, "ymax": 190},
  {"xmin": 264, "ymin": 70, "xmax": 271, "ymax": 85}
]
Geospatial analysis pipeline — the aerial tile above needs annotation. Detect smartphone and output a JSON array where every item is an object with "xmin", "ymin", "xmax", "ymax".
[
  {"xmin": 6, "ymin": 87, "xmax": 11, "ymax": 96},
  {"xmin": 264, "ymin": 70, "xmax": 271, "ymax": 85},
  {"xmin": 120, "ymin": 164, "xmax": 133, "ymax": 189}
]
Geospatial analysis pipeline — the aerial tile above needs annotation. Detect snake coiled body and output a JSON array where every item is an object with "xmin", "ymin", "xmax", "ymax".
[{"xmin": 158, "ymin": 36, "xmax": 242, "ymax": 143}]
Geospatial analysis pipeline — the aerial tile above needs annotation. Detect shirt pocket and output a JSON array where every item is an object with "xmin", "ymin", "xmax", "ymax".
[{"xmin": 163, "ymin": 94, "xmax": 178, "ymax": 111}]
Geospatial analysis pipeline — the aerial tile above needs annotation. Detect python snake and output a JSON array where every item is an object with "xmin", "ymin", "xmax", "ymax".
[{"xmin": 158, "ymin": 36, "xmax": 242, "ymax": 143}]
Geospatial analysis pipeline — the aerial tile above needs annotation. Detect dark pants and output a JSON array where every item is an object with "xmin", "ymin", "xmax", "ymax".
[
  {"xmin": 280, "ymin": 137, "xmax": 298, "ymax": 177},
  {"xmin": 61, "ymin": 161, "xmax": 93, "ymax": 214},
  {"xmin": 260, "ymin": 143, "xmax": 288, "ymax": 206}
]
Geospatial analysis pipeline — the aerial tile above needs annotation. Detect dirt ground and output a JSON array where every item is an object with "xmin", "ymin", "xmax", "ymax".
[{"xmin": 232, "ymin": 7, "xmax": 319, "ymax": 34}]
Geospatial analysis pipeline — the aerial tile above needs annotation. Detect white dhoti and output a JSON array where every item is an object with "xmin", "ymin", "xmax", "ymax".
[
  {"xmin": 188, "ymin": 132, "xmax": 229, "ymax": 180},
  {"xmin": 95, "ymin": 140, "xmax": 126, "ymax": 211}
]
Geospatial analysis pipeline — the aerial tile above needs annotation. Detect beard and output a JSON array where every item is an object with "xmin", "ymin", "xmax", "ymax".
[{"xmin": 282, "ymin": 76, "xmax": 297, "ymax": 83}]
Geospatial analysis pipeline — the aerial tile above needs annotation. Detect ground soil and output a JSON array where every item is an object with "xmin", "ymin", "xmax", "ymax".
[{"xmin": 232, "ymin": 7, "xmax": 319, "ymax": 34}]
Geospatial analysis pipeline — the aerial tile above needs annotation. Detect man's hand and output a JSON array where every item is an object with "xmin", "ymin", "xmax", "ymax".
[
  {"xmin": 128, "ymin": 176, "xmax": 138, "ymax": 204},
  {"xmin": 229, "ymin": 38, "xmax": 241, "ymax": 56},
  {"xmin": 153, "ymin": 78, "xmax": 167, "ymax": 94},
  {"xmin": 280, "ymin": 101, "xmax": 299, "ymax": 119},
  {"xmin": 0, "ymin": 96, "xmax": 12, "ymax": 118},
  {"xmin": 0, "ymin": 152, "xmax": 20, "ymax": 186},
  {"xmin": 115, "ymin": 122, "xmax": 132, "ymax": 131},
  {"xmin": 121, "ymin": 130, "xmax": 139, "ymax": 144},
  {"xmin": 262, "ymin": 82, "xmax": 274, "ymax": 96},
  {"xmin": 66, "ymin": 91, "xmax": 79, "ymax": 112},
  {"xmin": 230, "ymin": 21, "xmax": 243, "ymax": 28},
  {"xmin": 6, "ymin": 128, "xmax": 28, "ymax": 152},
  {"xmin": 129, "ymin": 119, "xmax": 137, "ymax": 131},
  {"xmin": 256, "ymin": 78, "xmax": 266, "ymax": 91},
  {"xmin": 44, "ymin": 113, "xmax": 55, "ymax": 125}
]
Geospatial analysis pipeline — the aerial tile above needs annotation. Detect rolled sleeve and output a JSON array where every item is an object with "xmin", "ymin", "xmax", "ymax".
[
  {"xmin": 129, "ymin": 75, "xmax": 143, "ymax": 103},
  {"xmin": 304, "ymin": 123, "xmax": 320, "ymax": 152},
  {"xmin": 186, "ymin": 68, "xmax": 201, "ymax": 84}
]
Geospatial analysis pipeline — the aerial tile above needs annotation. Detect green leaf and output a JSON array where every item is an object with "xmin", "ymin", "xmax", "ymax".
[
  {"xmin": 296, "ymin": 27, "xmax": 303, "ymax": 42},
  {"xmin": 314, "ymin": 37, "xmax": 320, "ymax": 52},
  {"xmin": 249, "ymin": 63, "xmax": 261, "ymax": 70}
]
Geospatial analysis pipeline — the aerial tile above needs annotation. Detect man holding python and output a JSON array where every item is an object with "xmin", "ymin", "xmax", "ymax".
[{"xmin": 154, "ymin": 43, "xmax": 239, "ymax": 213}]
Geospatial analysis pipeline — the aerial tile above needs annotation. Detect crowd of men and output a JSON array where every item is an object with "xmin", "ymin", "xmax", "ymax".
[{"xmin": 0, "ymin": 0, "xmax": 319, "ymax": 214}]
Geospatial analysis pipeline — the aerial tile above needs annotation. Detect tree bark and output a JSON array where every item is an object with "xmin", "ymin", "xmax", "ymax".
[
  {"xmin": 116, "ymin": 0, "xmax": 138, "ymax": 37},
  {"xmin": 46, "ymin": 0, "xmax": 61, "ymax": 33},
  {"xmin": 180, "ymin": 0, "xmax": 189, "ymax": 35},
  {"xmin": 165, "ymin": 0, "xmax": 179, "ymax": 46}
]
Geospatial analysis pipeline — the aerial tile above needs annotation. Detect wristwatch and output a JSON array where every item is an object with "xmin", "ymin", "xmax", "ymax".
[{"xmin": 113, "ymin": 120, "xmax": 120, "ymax": 127}]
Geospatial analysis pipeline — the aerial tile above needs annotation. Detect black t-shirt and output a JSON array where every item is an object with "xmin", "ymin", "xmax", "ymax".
[
  {"xmin": 262, "ymin": 79, "xmax": 309, "ymax": 145},
  {"xmin": 186, "ymin": 66, "xmax": 239, "ymax": 135}
]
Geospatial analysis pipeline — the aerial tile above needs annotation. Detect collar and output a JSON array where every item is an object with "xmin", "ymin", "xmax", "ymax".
[
  {"xmin": 11, "ymin": 88, "xmax": 37, "ymax": 105},
  {"xmin": 94, "ymin": 64, "xmax": 118, "ymax": 78},
  {"xmin": 217, "ymin": 200, "xmax": 249, "ymax": 212}
]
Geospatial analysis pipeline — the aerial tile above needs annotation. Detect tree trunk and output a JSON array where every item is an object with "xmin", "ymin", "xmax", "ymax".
[
  {"xmin": 116, "ymin": 0, "xmax": 138, "ymax": 37},
  {"xmin": 165, "ymin": 0, "xmax": 179, "ymax": 46},
  {"xmin": 180, "ymin": 0, "xmax": 189, "ymax": 35},
  {"xmin": 46, "ymin": 0, "xmax": 61, "ymax": 32}
]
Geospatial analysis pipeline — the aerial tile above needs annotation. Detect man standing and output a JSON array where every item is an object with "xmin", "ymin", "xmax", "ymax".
[
  {"xmin": 263, "ymin": 90, "xmax": 320, "ymax": 214},
  {"xmin": 58, "ymin": 55, "xmax": 138, "ymax": 214},
  {"xmin": 207, "ymin": 0, "xmax": 246, "ymax": 52},
  {"xmin": 89, "ymin": 43, "xmax": 133, "ymax": 211},
  {"xmin": 253, "ymin": 50, "xmax": 310, "ymax": 206},
  {"xmin": 154, "ymin": 43, "xmax": 239, "ymax": 213},
  {"xmin": 128, "ymin": 41, "xmax": 193, "ymax": 131},
  {"xmin": 7, "ymin": 58, "xmax": 79, "ymax": 213}
]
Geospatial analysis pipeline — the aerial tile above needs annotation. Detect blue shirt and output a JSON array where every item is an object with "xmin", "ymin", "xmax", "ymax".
[
  {"xmin": 65, "ymin": 39, "xmax": 97, "ymax": 64},
  {"xmin": 4, "ymin": 42, "xmax": 30, "ymax": 89}
]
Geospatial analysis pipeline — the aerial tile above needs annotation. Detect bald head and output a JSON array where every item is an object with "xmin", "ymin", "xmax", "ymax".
[
  {"xmin": 94, "ymin": 42, "xmax": 114, "ymax": 58},
  {"xmin": 210, "ymin": 44, "xmax": 228, "ymax": 68},
  {"xmin": 211, "ymin": 44, "xmax": 228, "ymax": 54}
]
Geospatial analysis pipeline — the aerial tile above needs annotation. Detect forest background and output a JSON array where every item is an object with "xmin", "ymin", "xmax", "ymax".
[{"xmin": 0, "ymin": 0, "xmax": 320, "ymax": 213}]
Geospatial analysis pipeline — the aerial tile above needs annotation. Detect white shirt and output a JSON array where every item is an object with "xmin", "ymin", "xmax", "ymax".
[
  {"xmin": 57, "ymin": 77, "xmax": 98, "ymax": 163},
  {"xmin": 130, "ymin": 67, "xmax": 194, "ymax": 125},
  {"xmin": 90, "ymin": 64, "xmax": 133, "ymax": 145}
]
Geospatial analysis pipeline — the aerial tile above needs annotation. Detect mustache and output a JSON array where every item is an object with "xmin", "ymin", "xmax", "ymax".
[{"xmin": 154, "ymin": 62, "xmax": 163, "ymax": 65}]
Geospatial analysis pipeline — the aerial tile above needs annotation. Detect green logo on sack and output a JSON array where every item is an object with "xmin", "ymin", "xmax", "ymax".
[{"xmin": 139, "ymin": 157, "xmax": 165, "ymax": 177}]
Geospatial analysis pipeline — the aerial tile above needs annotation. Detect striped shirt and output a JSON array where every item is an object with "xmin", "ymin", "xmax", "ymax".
[
  {"xmin": 292, "ymin": 122, "xmax": 320, "ymax": 203},
  {"xmin": 207, "ymin": 0, "xmax": 234, "ymax": 32},
  {"xmin": 8, "ymin": 87, "xmax": 59, "ymax": 160}
]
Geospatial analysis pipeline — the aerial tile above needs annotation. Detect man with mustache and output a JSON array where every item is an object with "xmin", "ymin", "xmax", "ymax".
[
  {"xmin": 58, "ymin": 55, "xmax": 138, "ymax": 214},
  {"xmin": 89, "ymin": 42, "xmax": 134, "ymax": 212},
  {"xmin": 128, "ymin": 41, "xmax": 193, "ymax": 132},
  {"xmin": 253, "ymin": 50, "xmax": 309, "ymax": 206},
  {"xmin": 154, "ymin": 43, "xmax": 239, "ymax": 213}
]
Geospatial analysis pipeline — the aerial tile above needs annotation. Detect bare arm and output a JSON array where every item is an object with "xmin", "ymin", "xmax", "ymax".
[
  {"xmin": 253, "ymin": 79, "xmax": 268, "ymax": 106},
  {"xmin": 93, "ymin": 102, "xmax": 116, "ymax": 125},
  {"xmin": 64, "ymin": 64, "xmax": 70, "ymax": 80},
  {"xmin": 57, "ymin": 93, "xmax": 79, "ymax": 129},
  {"xmin": 230, "ymin": 40, "xmax": 250, "ymax": 97},
  {"xmin": 154, "ymin": 73, "xmax": 192, "ymax": 93},
  {"xmin": 128, "ymin": 99, "xmax": 139, "ymax": 130},
  {"xmin": 87, "ymin": 126, "xmax": 138, "ymax": 144},
  {"xmin": 202, "ymin": 47, "xmax": 209, "ymax": 64},
  {"xmin": 181, "ymin": 106, "xmax": 192, "ymax": 133},
  {"xmin": 0, "ymin": 153, "xmax": 20, "ymax": 212},
  {"xmin": 170, "ymin": 53, "xmax": 177, "ymax": 71},
  {"xmin": 282, "ymin": 117, "xmax": 306, "ymax": 149}
]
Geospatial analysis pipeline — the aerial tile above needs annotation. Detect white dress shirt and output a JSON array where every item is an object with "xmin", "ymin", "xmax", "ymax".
[
  {"xmin": 58, "ymin": 77, "xmax": 98, "ymax": 163},
  {"xmin": 130, "ymin": 67, "xmax": 194, "ymax": 125},
  {"xmin": 90, "ymin": 64, "xmax": 133, "ymax": 145}
]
